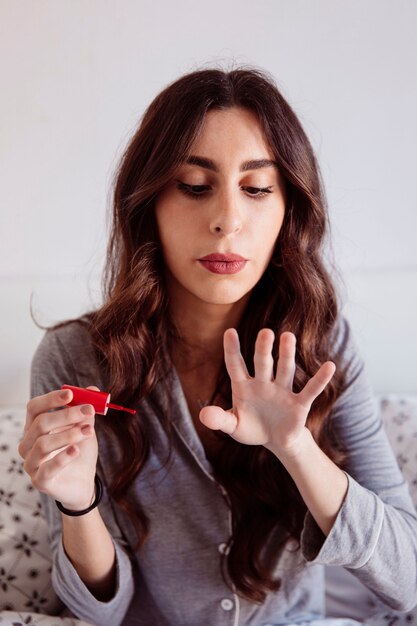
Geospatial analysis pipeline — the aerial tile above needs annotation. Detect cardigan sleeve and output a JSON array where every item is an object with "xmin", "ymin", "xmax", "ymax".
[
  {"xmin": 30, "ymin": 324, "xmax": 135, "ymax": 626},
  {"xmin": 300, "ymin": 318, "xmax": 417, "ymax": 612}
]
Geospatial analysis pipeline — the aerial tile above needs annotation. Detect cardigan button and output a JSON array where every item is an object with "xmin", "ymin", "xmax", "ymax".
[{"xmin": 220, "ymin": 598, "xmax": 234, "ymax": 611}]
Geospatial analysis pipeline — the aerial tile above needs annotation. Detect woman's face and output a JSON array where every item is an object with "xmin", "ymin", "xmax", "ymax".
[{"xmin": 154, "ymin": 107, "xmax": 286, "ymax": 309}]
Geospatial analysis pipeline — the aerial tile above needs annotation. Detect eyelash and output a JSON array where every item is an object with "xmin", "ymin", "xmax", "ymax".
[{"xmin": 176, "ymin": 181, "xmax": 274, "ymax": 199}]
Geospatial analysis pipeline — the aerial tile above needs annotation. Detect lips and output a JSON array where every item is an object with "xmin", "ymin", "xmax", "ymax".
[
  {"xmin": 198, "ymin": 253, "xmax": 247, "ymax": 262},
  {"xmin": 198, "ymin": 253, "xmax": 248, "ymax": 275}
]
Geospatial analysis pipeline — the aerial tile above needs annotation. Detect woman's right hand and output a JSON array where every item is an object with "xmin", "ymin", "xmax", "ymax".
[{"xmin": 18, "ymin": 386, "xmax": 99, "ymax": 512}]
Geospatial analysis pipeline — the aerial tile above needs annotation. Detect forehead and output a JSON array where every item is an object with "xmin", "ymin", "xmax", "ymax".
[{"xmin": 188, "ymin": 107, "xmax": 275, "ymax": 161}]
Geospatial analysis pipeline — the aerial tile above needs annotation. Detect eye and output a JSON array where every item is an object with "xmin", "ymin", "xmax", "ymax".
[
  {"xmin": 175, "ymin": 180, "xmax": 274, "ymax": 200},
  {"xmin": 176, "ymin": 181, "xmax": 210, "ymax": 197},
  {"xmin": 242, "ymin": 186, "xmax": 274, "ymax": 198}
]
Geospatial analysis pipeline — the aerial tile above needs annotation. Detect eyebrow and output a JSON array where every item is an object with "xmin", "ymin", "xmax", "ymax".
[{"xmin": 184, "ymin": 155, "xmax": 279, "ymax": 172}]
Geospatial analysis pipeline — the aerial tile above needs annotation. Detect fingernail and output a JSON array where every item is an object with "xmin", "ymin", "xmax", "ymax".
[
  {"xmin": 80, "ymin": 404, "xmax": 94, "ymax": 415},
  {"xmin": 81, "ymin": 425, "xmax": 92, "ymax": 435},
  {"xmin": 59, "ymin": 390, "xmax": 70, "ymax": 400}
]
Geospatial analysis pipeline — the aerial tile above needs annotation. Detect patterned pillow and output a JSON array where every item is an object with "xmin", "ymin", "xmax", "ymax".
[
  {"xmin": 0, "ymin": 611, "xmax": 93, "ymax": 626},
  {"xmin": 0, "ymin": 408, "xmax": 62, "ymax": 614},
  {"xmin": 379, "ymin": 395, "xmax": 417, "ymax": 505}
]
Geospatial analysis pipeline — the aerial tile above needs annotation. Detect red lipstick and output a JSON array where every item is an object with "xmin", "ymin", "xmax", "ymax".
[{"xmin": 198, "ymin": 253, "xmax": 248, "ymax": 275}]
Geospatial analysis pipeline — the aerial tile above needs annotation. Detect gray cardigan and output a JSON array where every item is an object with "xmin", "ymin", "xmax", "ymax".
[{"xmin": 30, "ymin": 317, "xmax": 417, "ymax": 626}]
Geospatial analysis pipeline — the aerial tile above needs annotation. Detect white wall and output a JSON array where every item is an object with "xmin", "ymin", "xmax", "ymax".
[{"xmin": 1, "ymin": 0, "xmax": 416, "ymax": 404}]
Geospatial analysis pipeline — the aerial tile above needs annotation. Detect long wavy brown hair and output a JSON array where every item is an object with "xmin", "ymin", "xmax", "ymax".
[{"xmin": 54, "ymin": 67, "xmax": 349, "ymax": 603}]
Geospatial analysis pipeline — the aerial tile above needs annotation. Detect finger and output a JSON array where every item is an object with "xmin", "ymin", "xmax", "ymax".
[
  {"xmin": 23, "ymin": 423, "xmax": 94, "ymax": 475},
  {"xmin": 297, "ymin": 361, "xmax": 336, "ymax": 408},
  {"xmin": 19, "ymin": 404, "xmax": 95, "ymax": 459},
  {"xmin": 253, "ymin": 328, "xmax": 275, "ymax": 382},
  {"xmin": 32, "ymin": 444, "xmax": 81, "ymax": 491},
  {"xmin": 25, "ymin": 388, "xmax": 74, "ymax": 431},
  {"xmin": 223, "ymin": 329, "xmax": 250, "ymax": 382},
  {"xmin": 199, "ymin": 405, "xmax": 237, "ymax": 436},
  {"xmin": 275, "ymin": 332, "xmax": 296, "ymax": 389}
]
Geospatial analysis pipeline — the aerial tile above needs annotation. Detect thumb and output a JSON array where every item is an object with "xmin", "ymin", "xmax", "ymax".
[{"xmin": 199, "ymin": 405, "xmax": 237, "ymax": 436}]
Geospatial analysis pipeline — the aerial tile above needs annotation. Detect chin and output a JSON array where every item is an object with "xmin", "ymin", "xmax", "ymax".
[{"xmin": 193, "ymin": 284, "xmax": 252, "ymax": 307}]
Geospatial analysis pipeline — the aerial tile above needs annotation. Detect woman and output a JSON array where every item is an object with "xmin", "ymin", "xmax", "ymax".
[{"xmin": 19, "ymin": 67, "xmax": 417, "ymax": 626}]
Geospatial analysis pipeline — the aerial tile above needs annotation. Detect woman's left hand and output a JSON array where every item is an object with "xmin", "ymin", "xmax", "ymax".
[{"xmin": 199, "ymin": 328, "xmax": 336, "ymax": 456}]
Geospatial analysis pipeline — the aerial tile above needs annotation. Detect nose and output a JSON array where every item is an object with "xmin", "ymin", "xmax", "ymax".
[{"xmin": 209, "ymin": 189, "xmax": 243, "ymax": 236}]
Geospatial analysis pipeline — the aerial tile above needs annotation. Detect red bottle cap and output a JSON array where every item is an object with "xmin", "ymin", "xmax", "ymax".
[{"xmin": 61, "ymin": 385, "xmax": 136, "ymax": 416}]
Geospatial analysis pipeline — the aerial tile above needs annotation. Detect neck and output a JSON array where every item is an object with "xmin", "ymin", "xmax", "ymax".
[{"xmin": 168, "ymin": 286, "xmax": 249, "ymax": 375}]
